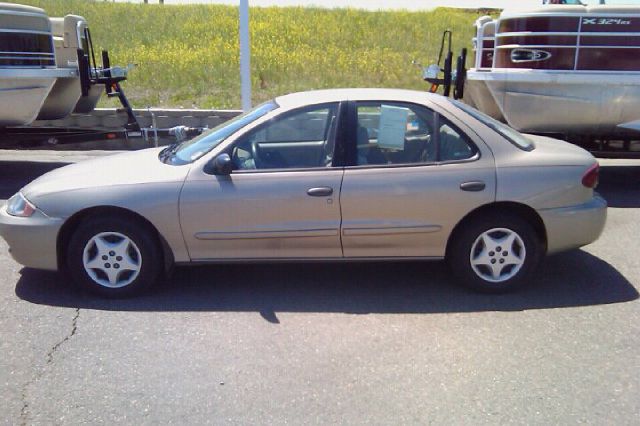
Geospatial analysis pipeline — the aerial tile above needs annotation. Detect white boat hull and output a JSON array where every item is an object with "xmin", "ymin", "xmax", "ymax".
[
  {"xmin": 73, "ymin": 84, "xmax": 103, "ymax": 114},
  {"xmin": 465, "ymin": 69, "xmax": 640, "ymax": 136},
  {"xmin": 37, "ymin": 76, "xmax": 82, "ymax": 120},
  {"xmin": 0, "ymin": 68, "xmax": 76, "ymax": 127}
]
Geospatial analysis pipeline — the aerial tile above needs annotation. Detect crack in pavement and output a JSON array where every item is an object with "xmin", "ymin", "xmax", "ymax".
[
  {"xmin": 19, "ymin": 308, "xmax": 80, "ymax": 426},
  {"xmin": 46, "ymin": 309, "xmax": 80, "ymax": 365}
]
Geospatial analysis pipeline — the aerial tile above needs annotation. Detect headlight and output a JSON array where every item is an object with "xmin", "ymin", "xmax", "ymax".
[{"xmin": 6, "ymin": 192, "xmax": 36, "ymax": 217}]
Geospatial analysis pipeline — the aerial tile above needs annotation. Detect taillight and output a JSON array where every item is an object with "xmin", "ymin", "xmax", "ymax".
[{"xmin": 582, "ymin": 162, "xmax": 599, "ymax": 188}]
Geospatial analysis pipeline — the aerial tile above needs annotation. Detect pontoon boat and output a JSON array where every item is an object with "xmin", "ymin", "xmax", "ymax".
[
  {"xmin": 465, "ymin": 4, "xmax": 640, "ymax": 138},
  {"xmin": 0, "ymin": 3, "xmax": 76, "ymax": 126}
]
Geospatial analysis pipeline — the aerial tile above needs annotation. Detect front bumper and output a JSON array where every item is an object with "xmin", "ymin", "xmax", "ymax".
[
  {"xmin": 0, "ymin": 204, "xmax": 64, "ymax": 270},
  {"xmin": 539, "ymin": 194, "xmax": 607, "ymax": 255}
]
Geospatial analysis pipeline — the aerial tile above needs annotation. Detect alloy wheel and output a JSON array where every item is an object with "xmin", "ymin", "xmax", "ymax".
[
  {"xmin": 469, "ymin": 227, "xmax": 526, "ymax": 283},
  {"xmin": 82, "ymin": 231, "xmax": 142, "ymax": 288}
]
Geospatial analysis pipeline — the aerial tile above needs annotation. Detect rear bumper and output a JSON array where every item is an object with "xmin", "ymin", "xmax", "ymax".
[
  {"xmin": 0, "ymin": 204, "xmax": 63, "ymax": 270},
  {"xmin": 539, "ymin": 194, "xmax": 607, "ymax": 255}
]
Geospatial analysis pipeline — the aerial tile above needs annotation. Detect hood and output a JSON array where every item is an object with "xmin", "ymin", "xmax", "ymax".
[{"xmin": 23, "ymin": 147, "xmax": 191, "ymax": 201}]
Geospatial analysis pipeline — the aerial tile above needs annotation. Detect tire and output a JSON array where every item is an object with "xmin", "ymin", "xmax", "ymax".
[
  {"xmin": 66, "ymin": 215, "xmax": 163, "ymax": 298},
  {"xmin": 447, "ymin": 212, "xmax": 542, "ymax": 293}
]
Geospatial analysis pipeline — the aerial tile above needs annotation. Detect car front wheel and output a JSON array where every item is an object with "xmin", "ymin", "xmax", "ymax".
[
  {"xmin": 66, "ymin": 216, "xmax": 162, "ymax": 297},
  {"xmin": 448, "ymin": 213, "xmax": 542, "ymax": 293}
]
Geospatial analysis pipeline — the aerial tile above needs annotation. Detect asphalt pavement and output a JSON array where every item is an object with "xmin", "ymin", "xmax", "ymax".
[{"xmin": 0, "ymin": 150, "xmax": 638, "ymax": 425}]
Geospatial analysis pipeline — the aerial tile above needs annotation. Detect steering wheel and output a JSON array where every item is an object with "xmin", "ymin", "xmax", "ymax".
[{"xmin": 251, "ymin": 139, "xmax": 263, "ymax": 169}]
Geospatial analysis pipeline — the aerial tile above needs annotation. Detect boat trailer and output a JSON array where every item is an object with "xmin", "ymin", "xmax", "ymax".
[{"xmin": 0, "ymin": 29, "xmax": 203, "ymax": 149}]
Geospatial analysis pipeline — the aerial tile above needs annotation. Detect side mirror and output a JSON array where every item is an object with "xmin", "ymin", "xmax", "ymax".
[{"xmin": 206, "ymin": 153, "xmax": 233, "ymax": 176}]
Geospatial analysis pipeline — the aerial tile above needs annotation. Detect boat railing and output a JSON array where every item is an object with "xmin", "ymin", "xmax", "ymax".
[
  {"xmin": 473, "ymin": 18, "xmax": 495, "ymax": 69},
  {"xmin": 0, "ymin": 29, "xmax": 55, "ymax": 67},
  {"xmin": 489, "ymin": 8, "xmax": 640, "ymax": 71}
]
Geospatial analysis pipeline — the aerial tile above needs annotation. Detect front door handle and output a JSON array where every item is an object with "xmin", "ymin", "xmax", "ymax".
[
  {"xmin": 307, "ymin": 187, "xmax": 333, "ymax": 197},
  {"xmin": 460, "ymin": 181, "xmax": 486, "ymax": 192}
]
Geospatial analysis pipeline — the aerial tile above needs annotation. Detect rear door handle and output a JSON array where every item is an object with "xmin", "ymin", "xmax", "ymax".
[
  {"xmin": 460, "ymin": 181, "xmax": 486, "ymax": 192},
  {"xmin": 307, "ymin": 187, "xmax": 333, "ymax": 197}
]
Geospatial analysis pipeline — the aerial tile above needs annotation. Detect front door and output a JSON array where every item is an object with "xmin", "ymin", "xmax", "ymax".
[{"xmin": 179, "ymin": 102, "xmax": 345, "ymax": 260}]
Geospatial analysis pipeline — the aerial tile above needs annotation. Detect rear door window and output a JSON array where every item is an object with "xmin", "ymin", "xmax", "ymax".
[
  {"xmin": 355, "ymin": 102, "xmax": 436, "ymax": 165},
  {"xmin": 438, "ymin": 116, "xmax": 477, "ymax": 162},
  {"xmin": 353, "ymin": 101, "xmax": 477, "ymax": 165}
]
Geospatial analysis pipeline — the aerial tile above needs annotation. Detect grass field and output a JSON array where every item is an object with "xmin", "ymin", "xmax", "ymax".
[{"xmin": 12, "ymin": 0, "xmax": 488, "ymax": 109}]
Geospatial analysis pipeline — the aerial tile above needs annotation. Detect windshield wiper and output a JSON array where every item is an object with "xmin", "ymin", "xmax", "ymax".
[{"xmin": 159, "ymin": 141, "xmax": 183, "ymax": 163}]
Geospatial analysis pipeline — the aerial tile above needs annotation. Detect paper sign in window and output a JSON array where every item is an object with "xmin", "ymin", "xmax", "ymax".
[{"xmin": 377, "ymin": 105, "xmax": 409, "ymax": 150}]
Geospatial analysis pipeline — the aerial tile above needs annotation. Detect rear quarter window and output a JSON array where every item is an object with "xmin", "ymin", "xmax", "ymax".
[{"xmin": 451, "ymin": 100, "xmax": 535, "ymax": 151}]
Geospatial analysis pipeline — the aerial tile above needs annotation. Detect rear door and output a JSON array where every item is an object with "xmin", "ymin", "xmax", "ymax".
[{"xmin": 340, "ymin": 100, "xmax": 496, "ymax": 258}]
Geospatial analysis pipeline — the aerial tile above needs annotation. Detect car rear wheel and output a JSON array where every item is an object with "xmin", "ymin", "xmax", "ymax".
[
  {"xmin": 66, "ymin": 216, "xmax": 162, "ymax": 297},
  {"xmin": 448, "ymin": 212, "xmax": 542, "ymax": 293}
]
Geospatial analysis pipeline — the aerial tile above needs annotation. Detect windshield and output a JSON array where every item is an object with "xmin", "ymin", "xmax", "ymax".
[
  {"xmin": 165, "ymin": 101, "xmax": 278, "ymax": 164},
  {"xmin": 451, "ymin": 100, "xmax": 534, "ymax": 151}
]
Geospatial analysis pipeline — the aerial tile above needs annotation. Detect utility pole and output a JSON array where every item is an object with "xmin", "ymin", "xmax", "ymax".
[{"xmin": 239, "ymin": 0, "xmax": 251, "ymax": 111}]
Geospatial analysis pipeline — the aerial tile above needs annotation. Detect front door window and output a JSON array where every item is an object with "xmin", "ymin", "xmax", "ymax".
[{"xmin": 232, "ymin": 103, "xmax": 338, "ymax": 170}]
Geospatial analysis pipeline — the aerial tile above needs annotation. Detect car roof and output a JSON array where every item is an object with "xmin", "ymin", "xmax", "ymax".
[{"xmin": 274, "ymin": 88, "xmax": 440, "ymax": 109}]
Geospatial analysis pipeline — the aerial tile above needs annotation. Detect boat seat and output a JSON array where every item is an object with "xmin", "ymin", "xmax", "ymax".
[{"xmin": 50, "ymin": 15, "xmax": 86, "ymax": 67}]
